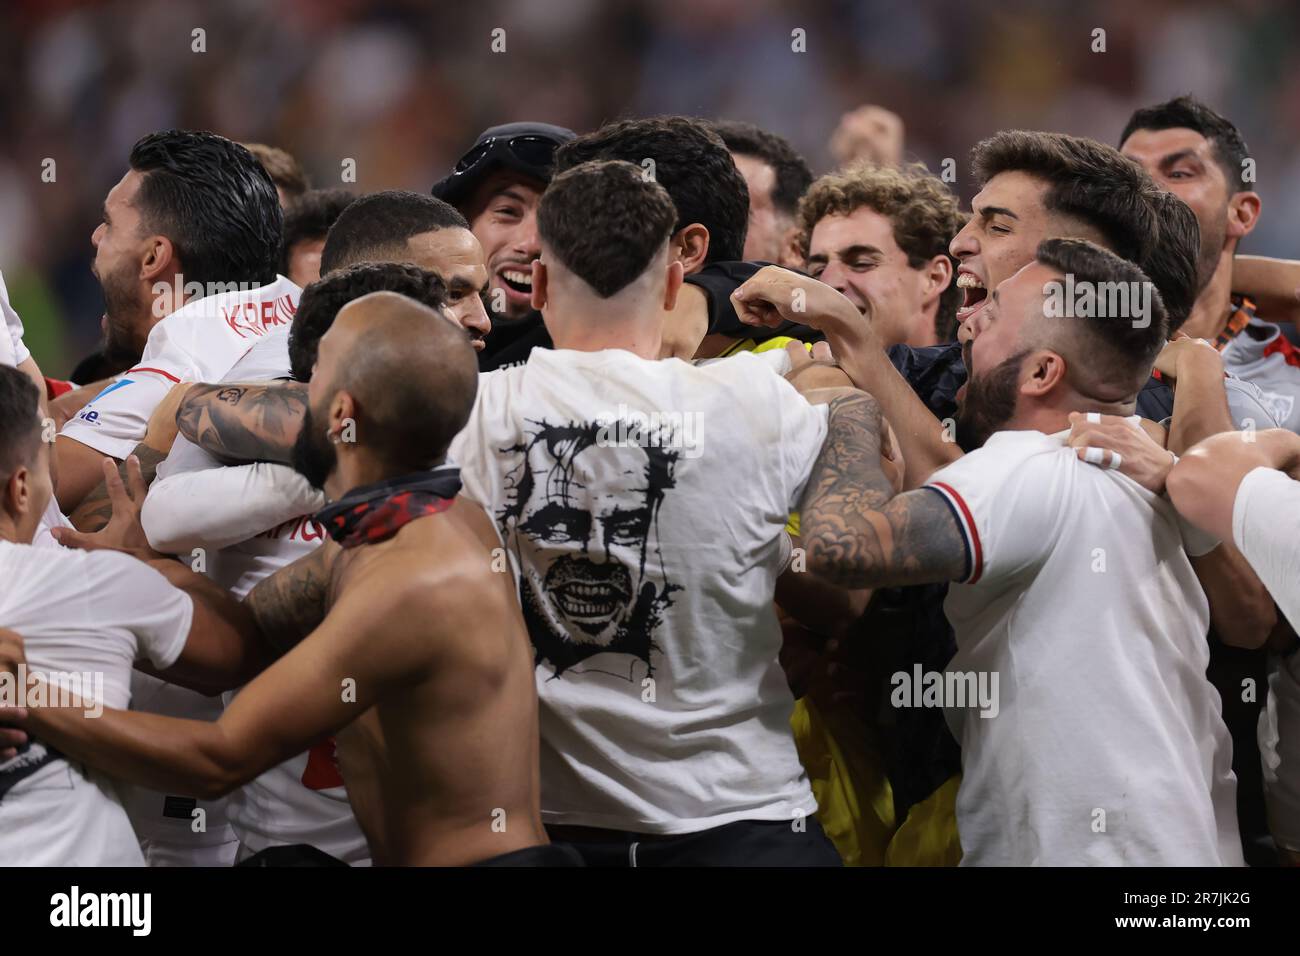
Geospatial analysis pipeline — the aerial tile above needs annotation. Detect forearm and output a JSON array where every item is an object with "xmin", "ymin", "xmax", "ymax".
[
  {"xmin": 835, "ymin": 336, "xmax": 961, "ymax": 487},
  {"xmin": 1232, "ymin": 255, "xmax": 1300, "ymax": 325},
  {"xmin": 176, "ymin": 382, "xmax": 306, "ymax": 464},
  {"xmin": 1191, "ymin": 546, "xmax": 1277, "ymax": 650},
  {"xmin": 68, "ymin": 442, "xmax": 166, "ymax": 532},
  {"xmin": 776, "ymin": 539, "xmax": 873, "ymax": 638},
  {"xmin": 799, "ymin": 392, "xmax": 900, "ymax": 588},
  {"xmin": 1168, "ymin": 430, "xmax": 1300, "ymax": 539},
  {"xmin": 24, "ymin": 696, "xmax": 245, "ymax": 800},
  {"xmin": 146, "ymin": 558, "xmax": 276, "ymax": 689},
  {"xmin": 1167, "ymin": 350, "xmax": 1234, "ymax": 454}
]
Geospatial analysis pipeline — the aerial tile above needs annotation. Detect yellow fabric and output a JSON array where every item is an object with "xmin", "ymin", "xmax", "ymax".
[
  {"xmin": 720, "ymin": 334, "xmax": 803, "ymax": 358},
  {"xmin": 791, "ymin": 696, "xmax": 963, "ymax": 866},
  {"xmin": 885, "ymin": 774, "xmax": 964, "ymax": 867}
]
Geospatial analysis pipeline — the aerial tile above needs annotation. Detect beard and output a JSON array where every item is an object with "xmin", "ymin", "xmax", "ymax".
[
  {"xmin": 96, "ymin": 259, "xmax": 149, "ymax": 366},
  {"xmin": 1196, "ymin": 203, "xmax": 1230, "ymax": 294},
  {"xmin": 290, "ymin": 405, "xmax": 337, "ymax": 490},
  {"xmin": 955, "ymin": 350, "xmax": 1027, "ymax": 451}
]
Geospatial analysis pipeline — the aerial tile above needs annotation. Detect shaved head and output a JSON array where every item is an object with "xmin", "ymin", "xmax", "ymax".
[{"xmin": 303, "ymin": 291, "xmax": 478, "ymax": 480}]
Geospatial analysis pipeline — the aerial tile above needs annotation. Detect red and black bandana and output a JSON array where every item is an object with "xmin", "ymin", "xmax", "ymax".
[{"xmin": 315, "ymin": 466, "xmax": 462, "ymax": 549}]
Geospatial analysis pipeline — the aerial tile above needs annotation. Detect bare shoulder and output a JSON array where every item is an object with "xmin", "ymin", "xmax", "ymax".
[{"xmin": 339, "ymin": 498, "xmax": 508, "ymax": 621}]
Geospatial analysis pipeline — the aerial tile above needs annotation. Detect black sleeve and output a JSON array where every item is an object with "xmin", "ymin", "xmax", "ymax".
[
  {"xmin": 886, "ymin": 342, "xmax": 966, "ymax": 421},
  {"xmin": 684, "ymin": 260, "xmax": 823, "ymax": 343}
]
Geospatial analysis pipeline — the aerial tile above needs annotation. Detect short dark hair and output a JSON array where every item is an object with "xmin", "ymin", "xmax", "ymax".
[
  {"xmin": 971, "ymin": 130, "xmax": 1199, "ymax": 330},
  {"xmin": 972, "ymin": 131, "xmax": 1156, "ymax": 267},
  {"xmin": 711, "ymin": 120, "xmax": 813, "ymax": 217},
  {"xmin": 320, "ymin": 190, "xmax": 469, "ymax": 275},
  {"xmin": 555, "ymin": 116, "xmax": 749, "ymax": 263},
  {"xmin": 129, "ymin": 130, "xmax": 283, "ymax": 287},
  {"xmin": 280, "ymin": 189, "xmax": 356, "ymax": 275},
  {"xmin": 538, "ymin": 160, "xmax": 678, "ymax": 298},
  {"xmin": 1120, "ymin": 95, "xmax": 1253, "ymax": 191},
  {"xmin": 242, "ymin": 142, "xmax": 310, "ymax": 198},
  {"xmin": 289, "ymin": 262, "xmax": 449, "ymax": 382},
  {"xmin": 1035, "ymin": 237, "xmax": 1169, "ymax": 390},
  {"xmin": 0, "ymin": 364, "xmax": 42, "ymax": 484},
  {"xmin": 1139, "ymin": 190, "xmax": 1201, "ymax": 333}
]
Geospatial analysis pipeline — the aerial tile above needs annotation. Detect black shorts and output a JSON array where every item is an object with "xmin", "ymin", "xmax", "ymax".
[
  {"xmin": 547, "ymin": 817, "xmax": 842, "ymax": 867},
  {"xmin": 472, "ymin": 843, "xmax": 586, "ymax": 867}
]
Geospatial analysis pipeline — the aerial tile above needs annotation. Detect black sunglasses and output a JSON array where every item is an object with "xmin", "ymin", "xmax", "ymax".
[{"xmin": 453, "ymin": 135, "xmax": 561, "ymax": 175}]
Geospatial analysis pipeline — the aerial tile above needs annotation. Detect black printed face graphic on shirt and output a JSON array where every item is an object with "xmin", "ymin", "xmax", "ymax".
[{"xmin": 500, "ymin": 420, "xmax": 679, "ymax": 678}]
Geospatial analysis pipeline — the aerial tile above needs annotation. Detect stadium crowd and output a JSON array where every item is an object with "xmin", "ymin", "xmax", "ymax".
[{"xmin": 0, "ymin": 94, "xmax": 1298, "ymax": 867}]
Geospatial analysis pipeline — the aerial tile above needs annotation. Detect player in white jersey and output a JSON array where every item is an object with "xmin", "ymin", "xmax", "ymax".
[
  {"xmin": 136, "ymin": 266, "xmax": 462, "ymax": 866},
  {"xmin": 737, "ymin": 240, "xmax": 1243, "ymax": 865},
  {"xmin": 1168, "ymin": 429, "xmax": 1300, "ymax": 864},
  {"xmin": 53, "ymin": 130, "xmax": 288, "ymax": 524},
  {"xmin": 0, "ymin": 365, "xmax": 263, "ymax": 865}
]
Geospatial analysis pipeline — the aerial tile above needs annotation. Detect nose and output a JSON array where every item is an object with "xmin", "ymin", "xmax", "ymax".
[
  {"xmin": 91, "ymin": 222, "xmax": 105, "ymax": 249},
  {"xmin": 818, "ymin": 260, "xmax": 850, "ymax": 295},
  {"xmin": 513, "ymin": 209, "xmax": 540, "ymax": 258},
  {"xmin": 462, "ymin": 293, "xmax": 491, "ymax": 337},
  {"xmin": 949, "ymin": 219, "xmax": 977, "ymax": 260}
]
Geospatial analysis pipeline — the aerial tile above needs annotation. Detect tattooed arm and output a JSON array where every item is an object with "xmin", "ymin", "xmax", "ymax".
[
  {"xmin": 799, "ymin": 390, "xmax": 967, "ymax": 589},
  {"xmin": 242, "ymin": 541, "xmax": 339, "ymax": 656},
  {"xmin": 176, "ymin": 381, "xmax": 307, "ymax": 465},
  {"xmin": 68, "ymin": 443, "xmax": 166, "ymax": 532}
]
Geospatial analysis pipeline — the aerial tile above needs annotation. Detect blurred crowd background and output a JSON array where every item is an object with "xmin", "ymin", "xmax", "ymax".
[{"xmin": 2, "ymin": 0, "xmax": 1297, "ymax": 376}]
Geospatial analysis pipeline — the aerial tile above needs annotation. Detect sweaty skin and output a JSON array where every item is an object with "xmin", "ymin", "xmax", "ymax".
[{"xmin": 7, "ymin": 493, "xmax": 546, "ymax": 866}]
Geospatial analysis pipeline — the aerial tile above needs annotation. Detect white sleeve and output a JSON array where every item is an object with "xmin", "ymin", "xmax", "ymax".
[
  {"xmin": 143, "ymin": 434, "xmax": 325, "ymax": 553},
  {"xmin": 924, "ymin": 445, "xmax": 1061, "ymax": 585},
  {"xmin": 448, "ymin": 370, "xmax": 508, "ymax": 511},
  {"xmin": 1232, "ymin": 466, "xmax": 1300, "ymax": 631},
  {"xmin": 59, "ymin": 371, "xmax": 174, "ymax": 459},
  {"xmin": 93, "ymin": 552, "xmax": 194, "ymax": 670},
  {"xmin": 0, "ymin": 270, "xmax": 30, "ymax": 367}
]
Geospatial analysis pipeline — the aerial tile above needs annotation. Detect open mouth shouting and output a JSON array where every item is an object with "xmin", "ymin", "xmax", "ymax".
[{"xmin": 955, "ymin": 270, "xmax": 988, "ymax": 323}]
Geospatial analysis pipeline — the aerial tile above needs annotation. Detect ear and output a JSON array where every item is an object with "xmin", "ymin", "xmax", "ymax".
[
  {"xmin": 672, "ymin": 224, "xmax": 710, "ymax": 275},
  {"xmin": 1226, "ymin": 191, "xmax": 1261, "ymax": 241},
  {"xmin": 1021, "ymin": 349, "xmax": 1067, "ymax": 398},
  {"xmin": 4, "ymin": 465, "xmax": 30, "ymax": 521},
  {"xmin": 329, "ymin": 391, "xmax": 357, "ymax": 444},
  {"xmin": 530, "ymin": 259, "xmax": 548, "ymax": 311},
  {"xmin": 921, "ymin": 254, "xmax": 954, "ymax": 308},
  {"xmin": 777, "ymin": 225, "xmax": 805, "ymax": 270},
  {"xmin": 140, "ymin": 235, "xmax": 176, "ymax": 283},
  {"xmin": 662, "ymin": 260, "xmax": 685, "ymax": 311}
]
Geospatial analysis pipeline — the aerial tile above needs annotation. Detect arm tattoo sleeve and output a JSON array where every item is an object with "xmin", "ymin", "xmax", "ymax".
[
  {"xmin": 69, "ymin": 442, "xmax": 167, "ymax": 533},
  {"xmin": 176, "ymin": 382, "xmax": 307, "ymax": 465},
  {"xmin": 799, "ymin": 392, "xmax": 968, "ymax": 589},
  {"xmin": 243, "ymin": 545, "xmax": 334, "ymax": 656}
]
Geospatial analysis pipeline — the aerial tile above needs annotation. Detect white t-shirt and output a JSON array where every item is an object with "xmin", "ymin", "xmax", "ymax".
[
  {"xmin": 139, "ymin": 327, "xmax": 367, "ymax": 865},
  {"xmin": 61, "ymin": 275, "xmax": 300, "ymax": 460},
  {"xmin": 924, "ymin": 426, "xmax": 1242, "ymax": 866},
  {"xmin": 0, "ymin": 269, "xmax": 30, "ymax": 368},
  {"xmin": 1232, "ymin": 466, "xmax": 1300, "ymax": 851},
  {"xmin": 450, "ymin": 347, "xmax": 828, "ymax": 833},
  {"xmin": 0, "ymin": 542, "xmax": 192, "ymax": 865}
]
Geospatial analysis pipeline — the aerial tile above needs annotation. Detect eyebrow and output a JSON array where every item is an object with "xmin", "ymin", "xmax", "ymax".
[
  {"xmin": 807, "ymin": 244, "xmax": 883, "ymax": 264},
  {"xmin": 491, "ymin": 188, "xmax": 531, "ymax": 206},
  {"xmin": 1159, "ymin": 149, "xmax": 1202, "ymax": 169},
  {"xmin": 975, "ymin": 205, "xmax": 1018, "ymax": 221}
]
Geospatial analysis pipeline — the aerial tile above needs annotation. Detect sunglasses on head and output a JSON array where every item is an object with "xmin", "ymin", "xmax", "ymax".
[{"xmin": 453, "ymin": 135, "xmax": 561, "ymax": 176}]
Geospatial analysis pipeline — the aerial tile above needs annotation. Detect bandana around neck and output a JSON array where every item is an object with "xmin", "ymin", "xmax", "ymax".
[{"xmin": 315, "ymin": 466, "xmax": 462, "ymax": 548}]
